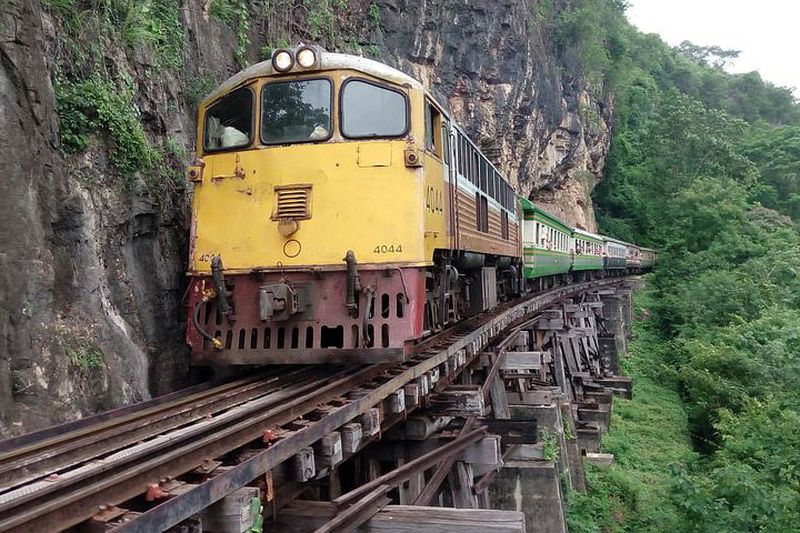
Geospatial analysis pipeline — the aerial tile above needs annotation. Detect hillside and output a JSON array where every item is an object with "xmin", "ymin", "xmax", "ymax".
[{"xmin": 563, "ymin": 1, "xmax": 800, "ymax": 530}]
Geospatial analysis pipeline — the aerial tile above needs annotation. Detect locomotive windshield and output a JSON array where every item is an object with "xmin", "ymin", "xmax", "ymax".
[
  {"xmin": 261, "ymin": 79, "xmax": 332, "ymax": 144},
  {"xmin": 341, "ymin": 79, "xmax": 408, "ymax": 138},
  {"xmin": 204, "ymin": 86, "xmax": 253, "ymax": 151}
]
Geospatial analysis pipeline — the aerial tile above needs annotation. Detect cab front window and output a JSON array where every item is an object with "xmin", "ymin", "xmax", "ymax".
[
  {"xmin": 261, "ymin": 78, "xmax": 332, "ymax": 145},
  {"xmin": 341, "ymin": 79, "xmax": 408, "ymax": 138},
  {"xmin": 204, "ymin": 86, "xmax": 253, "ymax": 151}
]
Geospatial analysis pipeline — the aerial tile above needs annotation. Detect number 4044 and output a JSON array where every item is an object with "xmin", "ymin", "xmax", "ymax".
[{"xmin": 374, "ymin": 244, "xmax": 403, "ymax": 253}]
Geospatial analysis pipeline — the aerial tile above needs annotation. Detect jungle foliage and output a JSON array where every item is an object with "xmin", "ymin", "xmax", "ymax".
[{"xmin": 559, "ymin": 1, "xmax": 800, "ymax": 531}]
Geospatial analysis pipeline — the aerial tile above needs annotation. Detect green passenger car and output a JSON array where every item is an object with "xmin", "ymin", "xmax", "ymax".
[
  {"xmin": 572, "ymin": 228, "xmax": 604, "ymax": 271},
  {"xmin": 521, "ymin": 198, "xmax": 572, "ymax": 279}
]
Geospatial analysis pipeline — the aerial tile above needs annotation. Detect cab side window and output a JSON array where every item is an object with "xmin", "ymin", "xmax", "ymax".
[
  {"xmin": 425, "ymin": 101, "xmax": 442, "ymax": 156},
  {"xmin": 204, "ymin": 86, "xmax": 253, "ymax": 151},
  {"xmin": 441, "ymin": 121, "xmax": 450, "ymax": 164}
]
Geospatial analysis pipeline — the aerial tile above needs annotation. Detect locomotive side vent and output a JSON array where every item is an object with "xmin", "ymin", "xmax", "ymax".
[{"xmin": 273, "ymin": 184, "xmax": 312, "ymax": 220}]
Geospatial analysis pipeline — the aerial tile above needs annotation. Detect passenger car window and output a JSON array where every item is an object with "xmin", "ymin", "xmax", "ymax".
[
  {"xmin": 204, "ymin": 87, "xmax": 253, "ymax": 151},
  {"xmin": 261, "ymin": 79, "xmax": 332, "ymax": 144},
  {"xmin": 341, "ymin": 80, "xmax": 407, "ymax": 138}
]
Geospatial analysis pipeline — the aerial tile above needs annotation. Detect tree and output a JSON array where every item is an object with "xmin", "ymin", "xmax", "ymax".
[{"xmin": 675, "ymin": 40, "xmax": 741, "ymax": 69}]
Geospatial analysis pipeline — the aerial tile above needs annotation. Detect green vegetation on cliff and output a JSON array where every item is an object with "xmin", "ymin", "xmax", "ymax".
[{"xmin": 560, "ymin": 1, "xmax": 800, "ymax": 531}]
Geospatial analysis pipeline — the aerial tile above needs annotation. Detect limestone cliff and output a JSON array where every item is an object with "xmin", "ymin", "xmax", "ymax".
[
  {"xmin": 0, "ymin": 0, "xmax": 611, "ymax": 435},
  {"xmin": 377, "ymin": 0, "xmax": 611, "ymax": 230}
]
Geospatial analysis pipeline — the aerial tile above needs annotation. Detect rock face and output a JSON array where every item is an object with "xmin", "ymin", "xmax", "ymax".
[
  {"xmin": 376, "ymin": 0, "xmax": 611, "ymax": 231},
  {"xmin": 0, "ymin": 0, "xmax": 611, "ymax": 435}
]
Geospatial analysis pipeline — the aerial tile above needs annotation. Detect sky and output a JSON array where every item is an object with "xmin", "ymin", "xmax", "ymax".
[{"xmin": 626, "ymin": 0, "xmax": 800, "ymax": 96}]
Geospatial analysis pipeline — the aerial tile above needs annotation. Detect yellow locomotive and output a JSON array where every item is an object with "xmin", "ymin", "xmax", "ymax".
[{"xmin": 186, "ymin": 46, "xmax": 521, "ymax": 365}]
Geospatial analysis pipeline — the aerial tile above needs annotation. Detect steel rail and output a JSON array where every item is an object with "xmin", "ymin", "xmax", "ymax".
[
  {"xmin": 0, "ymin": 369, "xmax": 282, "ymax": 460},
  {"xmin": 0, "ymin": 366, "xmax": 316, "ymax": 491},
  {"xmin": 0, "ymin": 368, "xmax": 334, "ymax": 509},
  {"xmin": 0, "ymin": 366, "xmax": 382, "ymax": 531},
  {"xmin": 0, "ymin": 380, "xmax": 220, "ymax": 454}
]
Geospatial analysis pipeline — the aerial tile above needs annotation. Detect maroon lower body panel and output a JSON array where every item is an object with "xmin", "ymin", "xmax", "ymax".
[{"xmin": 186, "ymin": 267, "xmax": 426, "ymax": 365}]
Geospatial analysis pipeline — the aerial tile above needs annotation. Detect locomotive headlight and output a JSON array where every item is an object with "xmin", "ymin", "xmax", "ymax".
[
  {"xmin": 296, "ymin": 47, "xmax": 317, "ymax": 69},
  {"xmin": 272, "ymin": 49, "xmax": 294, "ymax": 72}
]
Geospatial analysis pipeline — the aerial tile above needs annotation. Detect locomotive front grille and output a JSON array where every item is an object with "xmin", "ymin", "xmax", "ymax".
[{"xmin": 273, "ymin": 184, "xmax": 312, "ymax": 220}]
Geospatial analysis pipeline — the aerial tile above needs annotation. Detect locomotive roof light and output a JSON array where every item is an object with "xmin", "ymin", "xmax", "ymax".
[
  {"xmin": 272, "ymin": 49, "xmax": 294, "ymax": 72},
  {"xmin": 296, "ymin": 46, "xmax": 318, "ymax": 69}
]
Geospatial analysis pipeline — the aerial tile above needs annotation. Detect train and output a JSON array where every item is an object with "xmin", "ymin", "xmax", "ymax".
[{"xmin": 184, "ymin": 46, "xmax": 656, "ymax": 366}]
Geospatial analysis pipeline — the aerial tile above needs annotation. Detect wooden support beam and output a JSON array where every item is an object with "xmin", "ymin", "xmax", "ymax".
[
  {"xmin": 275, "ymin": 504, "xmax": 526, "ymax": 532},
  {"xmin": 449, "ymin": 462, "xmax": 478, "ymax": 509},
  {"xmin": 499, "ymin": 351, "xmax": 548, "ymax": 371},
  {"xmin": 371, "ymin": 506, "xmax": 526, "ymax": 532},
  {"xmin": 481, "ymin": 419, "xmax": 538, "ymax": 445},
  {"xmin": 595, "ymin": 377, "xmax": 633, "ymax": 399},
  {"xmin": 315, "ymin": 432, "xmax": 343, "ymax": 472},
  {"xmin": 504, "ymin": 444, "xmax": 545, "ymax": 461},
  {"xmin": 439, "ymin": 359, "xmax": 453, "ymax": 380},
  {"xmin": 461, "ymin": 435, "xmax": 502, "ymax": 471},
  {"xmin": 488, "ymin": 375, "xmax": 511, "ymax": 419},
  {"xmin": 477, "ymin": 351, "xmax": 551, "ymax": 373},
  {"xmin": 385, "ymin": 390, "xmax": 406, "ymax": 415},
  {"xmin": 341, "ymin": 423, "xmax": 362, "ymax": 454},
  {"xmin": 364, "ymin": 436, "xmax": 503, "ymax": 471},
  {"xmin": 552, "ymin": 342, "xmax": 570, "ymax": 400},
  {"xmin": 511, "ymin": 330, "xmax": 530, "ymax": 351},
  {"xmin": 361, "ymin": 408, "xmax": 382, "ymax": 437},
  {"xmin": 537, "ymin": 318, "xmax": 565, "ymax": 330},
  {"xmin": 412, "ymin": 417, "xmax": 476, "ymax": 507},
  {"xmin": 365, "ymin": 457, "xmax": 381, "ymax": 482},
  {"xmin": 312, "ymin": 484, "xmax": 391, "ymax": 533},
  {"xmin": 394, "ymin": 416, "xmax": 452, "ymax": 441},
  {"xmin": 292, "ymin": 447, "xmax": 316, "ymax": 482},
  {"xmin": 506, "ymin": 389, "xmax": 559, "ymax": 406},
  {"xmin": 335, "ymin": 427, "xmax": 488, "ymax": 507},
  {"xmin": 399, "ymin": 471, "xmax": 424, "ymax": 504},
  {"xmin": 586, "ymin": 452, "xmax": 614, "ymax": 465},
  {"xmin": 403, "ymin": 384, "xmax": 420, "ymax": 409},
  {"xmin": 564, "ymin": 327, "xmax": 594, "ymax": 337},
  {"xmin": 428, "ymin": 386, "xmax": 486, "ymax": 416}
]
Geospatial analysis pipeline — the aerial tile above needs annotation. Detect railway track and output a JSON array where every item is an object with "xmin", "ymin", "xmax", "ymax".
[{"xmin": 0, "ymin": 277, "xmax": 626, "ymax": 532}]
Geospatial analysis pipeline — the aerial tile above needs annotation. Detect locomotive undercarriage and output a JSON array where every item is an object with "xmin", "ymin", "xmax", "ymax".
[
  {"xmin": 187, "ymin": 262, "xmax": 426, "ymax": 365},
  {"xmin": 187, "ymin": 251, "xmax": 523, "ymax": 366},
  {"xmin": 423, "ymin": 251, "xmax": 522, "ymax": 335}
]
